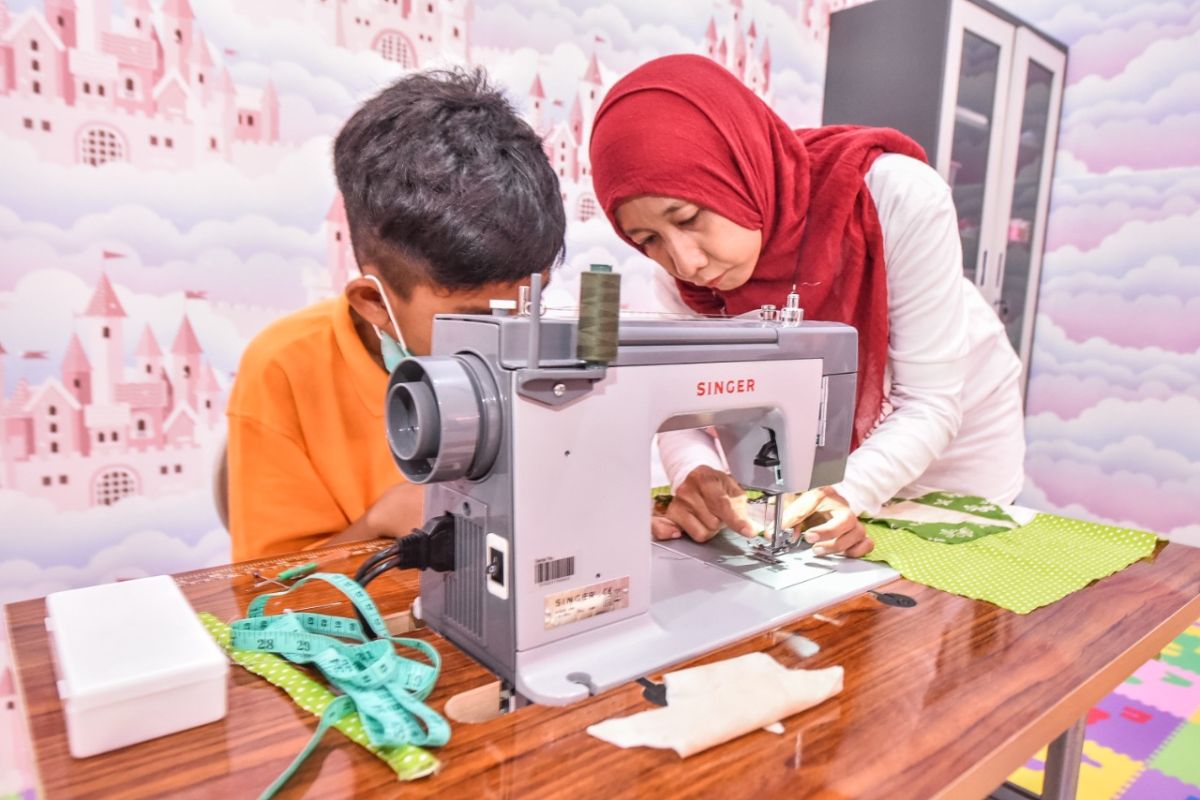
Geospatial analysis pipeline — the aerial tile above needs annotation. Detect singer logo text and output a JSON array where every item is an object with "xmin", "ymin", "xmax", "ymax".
[{"xmin": 695, "ymin": 379, "xmax": 757, "ymax": 397}]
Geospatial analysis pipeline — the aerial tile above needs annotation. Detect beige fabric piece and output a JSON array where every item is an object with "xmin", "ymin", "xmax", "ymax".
[{"xmin": 587, "ymin": 652, "xmax": 843, "ymax": 758}]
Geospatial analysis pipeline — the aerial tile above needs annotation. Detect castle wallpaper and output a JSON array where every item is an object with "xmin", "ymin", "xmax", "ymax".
[{"xmin": 0, "ymin": 0, "xmax": 1197, "ymax": 789}]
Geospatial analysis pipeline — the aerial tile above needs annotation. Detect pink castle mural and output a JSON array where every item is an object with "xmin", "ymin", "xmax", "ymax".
[
  {"xmin": 0, "ymin": 0, "xmax": 281, "ymax": 169},
  {"xmin": 308, "ymin": 193, "xmax": 353, "ymax": 300},
  {"xmin": 704, "ymin": 0, "xmax": 773, "ymax": 98},
  {"xmin": 797, "ymin": 0, "xmax": 872, "ymax": 39},
  {"xmin": 529, "ymin": 50, "xmax": 605, "ymax": 226},
  {"xmin": 311, "ymin": 0, "xmax": 775, "ymax": 302},
  {"xmin": 241, "ymin": 0, "xmax": 473, "ymax": 68},
  {"xmin": 524, "ymin": 0, "xmax": 777, "ymax": 234},
  {"xmin": 0, "ymin": 272, "xmax": 224, "ymax": 510}
]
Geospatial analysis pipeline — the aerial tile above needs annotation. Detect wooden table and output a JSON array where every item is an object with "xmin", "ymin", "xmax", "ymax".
[{"xmin": 7, "ymin": 540, "xmax": 1200, "ymax": 800}]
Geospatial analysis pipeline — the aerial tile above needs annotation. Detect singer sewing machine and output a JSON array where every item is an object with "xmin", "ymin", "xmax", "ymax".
[{"xmin": 383, "ymin": 280, "xmax": 897, "ymax": 707}]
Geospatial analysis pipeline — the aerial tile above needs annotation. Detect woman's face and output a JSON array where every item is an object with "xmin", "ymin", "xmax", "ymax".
[{"xmin": 614, "ymin": 196, "xmax": 762, "ymax": 292}]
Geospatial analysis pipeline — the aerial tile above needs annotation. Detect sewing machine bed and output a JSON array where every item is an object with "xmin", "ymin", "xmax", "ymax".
[
  {"xmin": 514, "ymin": 536, "xmax": 896, "ymax": 704},
  {"xmin": 657, "ymin": 530, "xmax": 857, "ymax": 590}
]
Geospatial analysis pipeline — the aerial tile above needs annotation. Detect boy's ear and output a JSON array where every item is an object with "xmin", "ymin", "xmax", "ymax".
[{"xmin": 345, "ymin": 274, "xmax": 393, "ymax": 331}]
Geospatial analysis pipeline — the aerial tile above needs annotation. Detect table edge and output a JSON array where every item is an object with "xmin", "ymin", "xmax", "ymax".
[{"xmin": 935, "ymin": 590, "xmax": 1200, "ymax": 800}]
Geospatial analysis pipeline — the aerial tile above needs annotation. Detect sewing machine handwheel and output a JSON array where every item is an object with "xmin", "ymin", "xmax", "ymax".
[
  {"xmin": 388, "ymin": 381, "xmax": 439, "ymax": 461},
  {"xmin": 385, "ymin": 354, "xmax": 501, "ymax": 483}
]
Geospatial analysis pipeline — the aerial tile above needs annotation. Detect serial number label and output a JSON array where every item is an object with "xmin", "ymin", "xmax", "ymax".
[{"xmin": 543, "ymin": 577, "xmax": 630, "ymax": 630}]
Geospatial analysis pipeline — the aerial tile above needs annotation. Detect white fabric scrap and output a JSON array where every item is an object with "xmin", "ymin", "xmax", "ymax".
[
  {"xmin": 783, "ymin": 633, "xmax": 821, "ymax": 659},
  {"xmin": 587, "ymin": 652, "xmax": 843, "ymax": 758}
]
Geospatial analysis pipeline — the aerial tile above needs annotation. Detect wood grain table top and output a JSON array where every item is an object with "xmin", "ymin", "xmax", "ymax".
[{"xmin": 7, "ymin": 539, "xmax": 1200, "ymax": 800}]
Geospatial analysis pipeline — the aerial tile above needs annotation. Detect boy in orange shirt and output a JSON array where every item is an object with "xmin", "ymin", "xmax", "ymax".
[{"xmin": 226, "ymin": 69, "xmax": 566, "ymax": 560}]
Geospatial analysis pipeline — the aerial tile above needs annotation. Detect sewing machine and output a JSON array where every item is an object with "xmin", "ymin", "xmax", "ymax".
[{"xmin": 384, "ymin": 279, "xmax": 896, "ymax": 706}]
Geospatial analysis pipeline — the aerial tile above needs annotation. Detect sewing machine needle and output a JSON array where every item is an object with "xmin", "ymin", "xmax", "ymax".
[{"xmin": 773, "ymin": 495, "xmax": 788, "ymax": 551}]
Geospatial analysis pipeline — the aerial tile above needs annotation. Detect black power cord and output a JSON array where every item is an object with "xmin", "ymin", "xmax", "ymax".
[
  {"xmin": 356, "ymin": 553, "xmax": 403, "ymax": 591},
  {"xmin": 353, "ymin": 512, "xmax": 458, "ymax": 637},
  {"xmin": 354, "ymin": 545, "xmax": 401, "ymax": 583},
  {"xmin": 354, "ymin": 512, "xmax": 458, "ymax": 586}
]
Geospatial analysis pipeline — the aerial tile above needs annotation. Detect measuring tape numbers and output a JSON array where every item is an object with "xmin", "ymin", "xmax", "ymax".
[{"xmin": 227, "ymin": 572, "xmax": 450, "ymax": 797}]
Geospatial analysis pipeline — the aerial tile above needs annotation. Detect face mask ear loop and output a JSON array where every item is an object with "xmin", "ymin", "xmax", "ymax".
[{"xmin": 361, "ymin": 273, "xmax": 410, "ymax": 355}]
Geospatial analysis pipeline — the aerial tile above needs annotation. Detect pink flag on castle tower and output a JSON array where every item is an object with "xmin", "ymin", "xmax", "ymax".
[
  {"xmin": 184, "ymin": 289, "xmax": 208, "ymax": 300},
  {"xmin": 102, "ymin": 250, "xmax": 126, "ymax": 259}
]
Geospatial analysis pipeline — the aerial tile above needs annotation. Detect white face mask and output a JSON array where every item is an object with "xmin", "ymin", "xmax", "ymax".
[{"xmin": 361, "ymin": 273, "xmax": 412, "ymax": 372}]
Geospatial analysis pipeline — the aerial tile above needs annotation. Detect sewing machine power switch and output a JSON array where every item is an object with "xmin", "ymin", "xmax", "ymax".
[
  {"xmin": 487, "ymin": 549, "xmax": 504, "ymax": 582},
  {"xmin": 485, "ymin": 532, "xmax": 509, "ymax": 600}
]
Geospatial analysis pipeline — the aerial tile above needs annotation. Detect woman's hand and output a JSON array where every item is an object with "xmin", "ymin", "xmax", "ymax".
[
  {"xmin": 781, "ymin": 487, "xmax": 874, "ymax": 558},
  {"xmin": 663, "ymin": 465, "xmax": 756, "ymax": 543},
  {"xmin": 651, "ymin": 514, "xmax": 684, "ymax": 541}
]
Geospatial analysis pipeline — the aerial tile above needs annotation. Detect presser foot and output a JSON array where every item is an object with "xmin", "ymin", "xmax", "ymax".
[
  {"xmin": 747, "ymin": 546, "xmax": 786, "ymax": 566},
  {"xmin": 747, "ymin": 492, "xmax": 794, "ymax": 565},
  {"xmin": 747, "ymin": 537, "xmax": 812, "ymax": 566}
]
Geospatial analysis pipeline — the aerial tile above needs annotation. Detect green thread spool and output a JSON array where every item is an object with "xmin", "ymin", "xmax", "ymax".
[{"xmin": 577, "ymin": 263, "xmax": 621, "ymax": 365}]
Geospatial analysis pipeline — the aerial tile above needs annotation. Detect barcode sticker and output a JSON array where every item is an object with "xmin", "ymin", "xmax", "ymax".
[{"xmin": 535, "ymin": 556, "xmax": 575, "ymax": 584}]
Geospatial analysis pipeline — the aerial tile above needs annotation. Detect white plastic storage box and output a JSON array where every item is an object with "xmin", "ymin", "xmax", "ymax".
[{"xmin": 44, "ymin": 574, "xmax": 229, "ymax": 758}]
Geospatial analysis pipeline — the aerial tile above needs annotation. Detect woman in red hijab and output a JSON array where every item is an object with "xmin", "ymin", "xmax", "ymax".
[{"xmin": 591, "ymin": 55, "xmax": 1026, "ymax": 557}]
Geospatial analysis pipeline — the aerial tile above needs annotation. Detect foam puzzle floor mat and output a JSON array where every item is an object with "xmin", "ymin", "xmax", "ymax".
[{"xmin": 1009, "ymin": 621, "xmax": 1200, "ymax": 799}]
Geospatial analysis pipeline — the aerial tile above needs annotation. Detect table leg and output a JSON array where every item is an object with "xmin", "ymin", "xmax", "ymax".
[{"xmin": 1042, "ymin": 716, "xmax": 1087, "ymax": 800}]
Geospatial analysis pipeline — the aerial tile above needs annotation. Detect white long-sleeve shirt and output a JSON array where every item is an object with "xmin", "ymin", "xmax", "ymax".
[{"xmin": 657, "ymin": 154, "xmax": 1026, "ymax": 514}]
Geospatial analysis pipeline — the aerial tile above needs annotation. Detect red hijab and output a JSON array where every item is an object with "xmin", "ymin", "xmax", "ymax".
[{"xmin": 589, "ymin": 54, "xmax": 926, "ymax": 450}]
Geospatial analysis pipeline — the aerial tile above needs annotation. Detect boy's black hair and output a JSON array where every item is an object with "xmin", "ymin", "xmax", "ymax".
[{"xmin": 334, "ymin": 68, "xmax": 566, "ymax": 297}]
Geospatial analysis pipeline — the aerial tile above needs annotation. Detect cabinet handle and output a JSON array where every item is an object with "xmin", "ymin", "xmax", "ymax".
[
  {"xmin": 996, "ymin": 252, "xmax": 1006, "ymax": 289},
  {"xmin": 979, "ymin": 250, "xmax": 988, "ymax": 286}
]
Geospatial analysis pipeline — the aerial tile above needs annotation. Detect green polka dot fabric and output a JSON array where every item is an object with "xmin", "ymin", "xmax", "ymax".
[
  {"xmin": 862, "ymin": 512, "xmax": 1160, "ymax": 614},
  {"xmin": 197, "ymin": 612, "xmax": 440, "ymax": 781}
]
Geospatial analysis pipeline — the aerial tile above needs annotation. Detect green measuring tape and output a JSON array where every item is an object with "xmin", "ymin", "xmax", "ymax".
[{"xmin": 229, "ymin": 572, "xmax": 450, "ymax": 797}]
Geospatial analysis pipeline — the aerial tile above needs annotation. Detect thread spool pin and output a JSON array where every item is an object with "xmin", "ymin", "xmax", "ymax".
[{"xmin": 780, "ymin": 286, "xmax": 804, "ymax": 327}]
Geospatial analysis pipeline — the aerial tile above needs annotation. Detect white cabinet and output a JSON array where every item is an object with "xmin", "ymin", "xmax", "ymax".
[{"xmin": 823, "ymin": 0, "xmax": 1067, "ymax": 389}]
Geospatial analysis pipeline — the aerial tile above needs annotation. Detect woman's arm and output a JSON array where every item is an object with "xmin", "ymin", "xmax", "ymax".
[{"xmin": 832, "ymin": 154, "xmax": 971, "ymax": 516}]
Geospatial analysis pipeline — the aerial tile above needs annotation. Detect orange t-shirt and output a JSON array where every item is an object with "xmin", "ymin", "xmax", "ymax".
[{"xmin": 226, "ymin": 295, "xmax": 403, "ymax": 561}]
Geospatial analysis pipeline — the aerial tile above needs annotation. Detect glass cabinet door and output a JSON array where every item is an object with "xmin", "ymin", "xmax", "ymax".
[
  {"xmin": 947, "ymin": 31, "xmax": 1000, "ymax": 283},
  {"xmin": 937, "ymin": 1, "xmax": 1014, "ymax": 290},
  {"xmin": 994, "ymin": 28, "xmax": 1066, "ymax": 371},
  {"xmin": 998, "ymin": 61, "xmax": 1052, "ymax": 346}
]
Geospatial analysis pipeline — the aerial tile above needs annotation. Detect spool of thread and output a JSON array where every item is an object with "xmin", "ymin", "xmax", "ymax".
[{"xmin": 577, "ymin": 264, "xmax": 621, "ymax": 365}]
